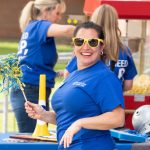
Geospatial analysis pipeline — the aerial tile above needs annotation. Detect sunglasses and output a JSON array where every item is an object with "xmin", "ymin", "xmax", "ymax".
[{"xmin": 72, "ymin": 38, "xmax": 104, "ymax": 48}]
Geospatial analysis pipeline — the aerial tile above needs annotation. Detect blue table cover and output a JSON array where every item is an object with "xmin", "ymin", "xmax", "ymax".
[{"xmin": 0, "ymin": 133, "xmax": 58, "ymax": 150}]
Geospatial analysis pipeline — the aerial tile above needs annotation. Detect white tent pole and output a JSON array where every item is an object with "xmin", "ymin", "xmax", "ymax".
[{"xmin": 2, "ymin": 78, "xmax": 9, "ymax": 133}]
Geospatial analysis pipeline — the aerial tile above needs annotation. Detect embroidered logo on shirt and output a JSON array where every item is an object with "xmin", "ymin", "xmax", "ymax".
[{"xmin": 72, "ymin": 81, "xmax": 86, "ymax": 87}]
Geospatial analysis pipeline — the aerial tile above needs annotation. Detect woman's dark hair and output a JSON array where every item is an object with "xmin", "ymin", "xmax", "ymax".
[{"xmin": 73, "ymin": 21, "xmax": 104, "ymax": 40}]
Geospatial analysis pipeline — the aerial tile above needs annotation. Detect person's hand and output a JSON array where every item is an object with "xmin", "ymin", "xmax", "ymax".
[
  {"xmin": 59, "ymin": 120, "xmax": 82, "ymax": 148},
  {"xmin": 25, "ymin": 101, "xmax": 45, "ymax": 120},
  {"xmin": 56, "ymin": 70, "xmax": 64, "ymax": 78}
]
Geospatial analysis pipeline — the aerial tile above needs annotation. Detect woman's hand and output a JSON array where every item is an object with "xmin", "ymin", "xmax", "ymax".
[
  {"xmin": 25, "ymin": 101, "xmax": 45, "ymax": 120},
  {"xmin": 59, "ymin": 119, "xmax": 82, "ymax": 148}
]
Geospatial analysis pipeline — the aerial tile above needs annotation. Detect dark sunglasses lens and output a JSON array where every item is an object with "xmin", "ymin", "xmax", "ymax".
[
  {"xmin": 89, "ymin": 39, "xmax": 99, "ymax": 47},
  {"xmin": 74, "ymin": 38, "xmax": 84, "ymax": 46}
]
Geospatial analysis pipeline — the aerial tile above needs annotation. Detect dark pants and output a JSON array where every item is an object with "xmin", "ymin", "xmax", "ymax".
[{"xmin": 10, "ymin": 84, "xmax": 51, "ymax": 133}]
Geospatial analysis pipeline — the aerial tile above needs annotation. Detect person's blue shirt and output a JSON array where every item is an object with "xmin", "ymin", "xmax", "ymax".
[
  {"xmin": 113, "ymin": 48, "xmax": 137, "ymax": 81},
  {"xmin": 51, "ymin": 61, "xmax": 124, "ymax": 150},
  {"xmin": 18, "ymin": 20, "xmax": 58, "ymax": 88},
  {"xmin": 66, "ymin": 48, "xmax": 137, "ymax": 86}
]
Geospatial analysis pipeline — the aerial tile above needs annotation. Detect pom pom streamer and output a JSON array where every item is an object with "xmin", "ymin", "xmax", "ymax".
[{"xmin": 0, "ymin": 53, "xmax": 27, "ymax": 101}]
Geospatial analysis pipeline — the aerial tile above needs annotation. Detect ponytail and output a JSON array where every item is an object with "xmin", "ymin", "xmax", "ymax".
[{"xmin": 19, "ymin": 1, "xmax": 34, "ymax": 32}]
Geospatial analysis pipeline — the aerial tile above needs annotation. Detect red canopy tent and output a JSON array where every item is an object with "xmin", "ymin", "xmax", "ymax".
[{"xmin": 84, "ymin": 0, "xmax": 150, "ymax": 19}]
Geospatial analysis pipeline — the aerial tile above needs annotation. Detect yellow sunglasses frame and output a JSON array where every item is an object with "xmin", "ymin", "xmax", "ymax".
[{"xmin": 72, "ymin": 38, "xmax": 104, "ymax": 48}]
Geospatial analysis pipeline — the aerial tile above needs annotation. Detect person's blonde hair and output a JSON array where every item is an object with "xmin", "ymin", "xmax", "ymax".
[
  {"xmin": 19, "ymin": 0, "xmax": 66, "ymax": 32},
  {"xmin": 91, "ymin": 4, "xmax": 124, "ymax": 61}
]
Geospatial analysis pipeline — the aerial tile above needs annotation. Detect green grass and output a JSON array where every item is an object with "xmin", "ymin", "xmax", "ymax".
[
  {"xmin": 56, "ymin": 44, "xmax": 73, "ymax": 52},
  {"xmin": 0, "ymin": 42, "xmax": 18, "ymax": 54},
  {"xmin": 0, "ymin": 41, "xmax": 73, "ymax": 55},
  {"xmin": 0, "ymin": 110, "xmax": 18, "ymax": 132},
  {"xmin": 54, "ymin": 62, "xmax": 67, "ymax": 71}
]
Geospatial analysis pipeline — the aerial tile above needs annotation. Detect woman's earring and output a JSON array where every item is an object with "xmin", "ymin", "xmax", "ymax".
[{"xmin": 100, "ymin": 51, "xmax": 103, "ymax": 55}]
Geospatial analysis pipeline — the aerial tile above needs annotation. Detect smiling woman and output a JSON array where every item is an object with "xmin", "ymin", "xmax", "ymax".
[
  {"xmin": 65, "ymin": 4, "xmax": 138, "ymax": 92},
  {"xmin": 72, "ymin": 23, "xmax": 104, "ymax": 70},
  {"xmin": 25, "ymin": 22, "xmax": 125, "ymax": 150}
]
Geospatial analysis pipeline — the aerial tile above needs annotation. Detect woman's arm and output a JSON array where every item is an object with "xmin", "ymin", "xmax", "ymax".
[
  {"xmin": 123, "ymin": 80, "xmax": 133, "ymax": 91},
  {"xmin": 78, "ymin": 106, "xmax": 125, "ymax": 130},
  {"xmin": 40, "ymin": 110, "xmax": 56, "ymax": 125},
  {"xmin": 25, "ymin": 101, "xmax": 56, "ymax": 125},
  {"xmin": 60, "ymin": 106, "xmax": 125, "ymax": 148},
  {"xmin": 47, "ymin": 24, "xmax": 75, "ymax": 37}
]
